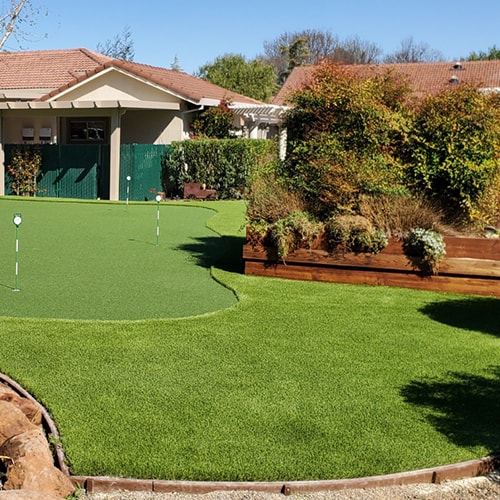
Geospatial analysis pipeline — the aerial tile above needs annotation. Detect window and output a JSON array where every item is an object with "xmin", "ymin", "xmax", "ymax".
[{"xmin": 68, "ymin": 119, "xmax": 107, "ymax": 143}]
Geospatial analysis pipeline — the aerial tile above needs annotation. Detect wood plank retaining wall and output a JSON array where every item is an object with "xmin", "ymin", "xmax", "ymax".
[{"xmin": 243, "ymin": 237, "xmax": 500, "ymax": 297}]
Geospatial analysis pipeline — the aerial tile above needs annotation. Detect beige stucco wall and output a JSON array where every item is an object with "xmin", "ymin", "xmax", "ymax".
[
  {"xmin": 121, "ymin": 110, "xmax": 183, "ymax": 144},
  {"xmin": 2, "ymin": 115, "xmax": 58, "ymax": 143},
  {"xmin": 58, "ymin": 70, "xmax": 182, "ymax": 104}
]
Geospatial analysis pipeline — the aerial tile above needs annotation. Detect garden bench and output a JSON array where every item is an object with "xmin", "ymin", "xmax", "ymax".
[{"xmin": 183, "ymin": 183, "xmax": 217, "ymax": 200}]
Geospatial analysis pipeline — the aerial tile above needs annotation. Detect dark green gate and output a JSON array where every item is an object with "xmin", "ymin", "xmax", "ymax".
[
  {"xmin": 119, "ymin": 144, "xmax": 170, "ymax": 201},
  {"xmin": 4, "ymin": 143, "xmax": 168, "ymax": 200},
  {"xmin": 4, "ymin": 144, "xmax": 110, "ymax": 199}
]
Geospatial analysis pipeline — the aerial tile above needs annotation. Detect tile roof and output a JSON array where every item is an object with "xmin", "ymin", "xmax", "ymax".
[
  {"xmin": 0, "ymin": 48, "xmax": 112, "ymax": 90},
  {"xmin": 272, "ymin": 60, "xmax": 500, "ymax": 105},
  {"xmin": 0, "ymin": 48, "xmax": 263, "ymax": 105}
]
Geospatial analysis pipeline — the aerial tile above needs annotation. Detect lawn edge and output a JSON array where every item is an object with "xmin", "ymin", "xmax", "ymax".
[{"xmin": 1, "ymin": 371, "xmax": 498, "ymax": 495}]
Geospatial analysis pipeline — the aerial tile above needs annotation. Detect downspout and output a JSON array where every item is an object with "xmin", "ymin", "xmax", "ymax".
[{"xmin": 0, "ymin": 112, "xmax": 4, "ymax": 196}]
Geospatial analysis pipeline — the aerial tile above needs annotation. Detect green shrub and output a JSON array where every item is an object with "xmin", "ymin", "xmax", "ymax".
[
  {"xmin": 325, "ymin": 214, "xmax": 388, "ymax": 254},
  {"xmin": 190, "ymin": 100, "xmax": 235, "ymax": 139},
  {"xmin": 6, "ymin": 147, "xmax": 42, "ymax": 196},
  {"xmin": 403, "ymin": 228, "xmax": 446, "ymax": 275},
  {"xmin": 405, "ymin": 84, "xmax": 500, "ymax": 227},
  {"xmin": 269, "ymin": 211, "xmax": 324, "ymax": 259},
  {"xmin": 162, "ymin": 139, "xmax": 279, "ymax": 199},
  {"xmin": 283, "ymin": 61, "xmax": 408, "ymax": 216}
]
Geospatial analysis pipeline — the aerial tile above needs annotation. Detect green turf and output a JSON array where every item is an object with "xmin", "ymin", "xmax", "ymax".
[
  {"xmin": 0, "ymin": 198, "xmax": 238, "ymax": 319},
  {"xmin": 0, "ymin": 198, "xmax": 498, "ymax": 482}
]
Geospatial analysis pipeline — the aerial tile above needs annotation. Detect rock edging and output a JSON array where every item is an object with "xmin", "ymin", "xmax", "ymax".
[{"xmin": 0, "ymin": 374, "xmax": 74, "ymax": 499}]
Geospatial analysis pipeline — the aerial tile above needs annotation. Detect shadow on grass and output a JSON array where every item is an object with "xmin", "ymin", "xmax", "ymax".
[
  {"xmin": 401, "ymin": 367, "xmax": 500, "ymax": 452},
  {"xmin": 419, "ymin": 297, "xmax": 500, "ymax": 337},
  {"xmin": 177, "ymin": 235, "xmax": 246, "ymax": 274}
]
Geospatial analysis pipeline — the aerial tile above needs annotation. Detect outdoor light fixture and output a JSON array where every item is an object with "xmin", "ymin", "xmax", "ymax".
[{"xmin": 12, "ymin": 213, "xmax": 22, "ymax": 291}]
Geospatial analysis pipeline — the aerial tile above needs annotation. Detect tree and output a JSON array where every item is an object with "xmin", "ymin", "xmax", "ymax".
[
  {"xmin": 283, "ymin": 61, "xmax": 408, "ymax": 215},
  {"xmin": 262, "ymin": 29, "xmax": 382, "ymax": 83},
  {"xmin": 190, "ymin": 100, "xmax": 235, "ymax": 139},
  {"xmin": 384, "ymin": 36, "xmax": 444, "ymax": 63},
  {"xmin": 466, "ymin": 45, "xmax": 500, "ymax": 61},
  {"xmin": 405, "ymin": 84, "xmax": 500, "ymax": 226},
  {"xmin": 96, "ymin": 26, "xmax": 135, "ymax": 61},
  {"xmin": 197, "ymin": 54, "xmax": 277, "ymax": 102},
  {"xmin": 331, "ymin": 36, "xmax": 382, "ymax": 65},
  {"xmin": 6, "ymin": 146, "xmax": 42, "ymax": 196},
  {"xmin": 263, "ymin": 29, "xmax": 341, "ymax": 82},
  {"xmin": 0, "ymin": 0, "xmax": 44, "ymax": 50},
  {"xmin": 170, "ymin": 55, "xmax": 182, "ymax": 71}
]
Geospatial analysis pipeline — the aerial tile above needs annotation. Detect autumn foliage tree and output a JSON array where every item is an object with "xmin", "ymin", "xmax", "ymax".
[
  {"xmin": 279, "ymin": 62, "xmax": 500, "ymax": 230},
  {"xmin": 283, "ymin": 62, "xmax": 410, "ymax": 216}
]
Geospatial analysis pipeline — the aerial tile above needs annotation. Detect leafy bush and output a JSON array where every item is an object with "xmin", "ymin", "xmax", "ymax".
[
  {"xmin": 403, "ymin": 228, "xmax": 446, "ymax": 275},
  {"xmin": 247, "ymin": 63, "xmax": 500, "ymax": 245},
  {"xmin": 190, "ymin": 100, "xmax": 235, "ymax": 139},
  {"xmin": 325, "ymin": 215, "xmax": 388, "ymax": 254},
  {"xmin": 405, "ymin": 84, "xmax": 500, "ymax": 227},
  {"xmin": 162, "ymin": 139, "xmax": 279, "ymax": 199},
  {"xmin": 282, "ymin": 62, "xmax": 408, "ymax": 216},
  {"xmin": 269, "ymin": 211, "xmax": 324, "ymax": 259},
  {"xmin": 6, "ymin": 147, "xmax": 42, "ymax": 196}
]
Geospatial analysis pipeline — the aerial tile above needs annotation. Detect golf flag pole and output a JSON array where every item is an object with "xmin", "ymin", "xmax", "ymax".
[
  {"xmin": 13, "ymin": 213, "xmax": 22, "ymax": 292},
  {"xmin": 155, "ymin": 195, "xmax": 161, "ymax": 245},
  {"xmin": 126, "ymin": 175, "xmax": 131, "ymax": 207}
]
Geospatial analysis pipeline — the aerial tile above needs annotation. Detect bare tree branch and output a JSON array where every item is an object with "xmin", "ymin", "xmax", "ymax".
[{"xmin": 0, "ymin": 0, "xmax": 28, "ymax": 50}]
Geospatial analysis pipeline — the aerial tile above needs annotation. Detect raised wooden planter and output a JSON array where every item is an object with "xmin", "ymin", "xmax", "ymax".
[{"xmin": 243, "ymin": 235, "xmax": 500, "ymax": 297}]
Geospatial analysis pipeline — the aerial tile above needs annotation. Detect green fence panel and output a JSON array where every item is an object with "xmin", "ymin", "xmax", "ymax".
[
  {"xmin": 36, "ymin": 145, "xmax": 61, "ymax": 198},
  {"xmin": 120, "ymin": 144, "xmax": 169, "ymax": 201},
  {"xmin": 57, "ymin": 145, "xmax": 105, "ymax": 200},
  {"xmin": 4, "ymin": 144, "xmax": 110, "ymax": 199}
]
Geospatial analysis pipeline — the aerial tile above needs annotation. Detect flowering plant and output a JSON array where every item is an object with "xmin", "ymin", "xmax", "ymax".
[{"xmin": 404, "ymin": 228, "xmax": 446, "ymax": 275}]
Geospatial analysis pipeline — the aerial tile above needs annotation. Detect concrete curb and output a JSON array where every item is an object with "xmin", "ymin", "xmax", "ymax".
[{"xmin": 1, "ymin": 372, "xmax": 499, "ymax": 495}]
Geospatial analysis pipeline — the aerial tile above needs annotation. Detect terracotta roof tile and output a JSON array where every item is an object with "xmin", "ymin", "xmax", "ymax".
[
  {"xmin": 0, "ymin": 48, "xmax": 263, "ymax": 105},
  {"xmin": 0, "ymin": 48, "xmax": 112, "ymax": 90},
  {"xmin": 272, "ymin": 60, "xmax": 500, "ymax": 105}
]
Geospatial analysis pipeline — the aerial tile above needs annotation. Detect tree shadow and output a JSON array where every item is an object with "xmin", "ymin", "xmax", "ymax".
[
  {"xmin": 401, "ymin": 367, "xmax": 500, "ymax": 452},
  {"xmin": 419, "ymin": 297, "xmax": 500, "ymax": 337},
  {"xmin": 176, "ymin": 235, "xmax": 246, "ymax": 274}
]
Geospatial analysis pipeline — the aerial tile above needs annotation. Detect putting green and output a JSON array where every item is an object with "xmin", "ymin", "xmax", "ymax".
[{"xmin": 0, "ymin": 199, "xmax": 237, "ymax": 320}]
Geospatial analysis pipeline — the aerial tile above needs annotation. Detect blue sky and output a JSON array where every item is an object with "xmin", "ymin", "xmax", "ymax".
[{"xmin": 7, "ymin": 0, "xmax": 500, "ymax": 74}]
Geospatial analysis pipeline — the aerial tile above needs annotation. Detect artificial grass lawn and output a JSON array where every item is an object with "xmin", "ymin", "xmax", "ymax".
[
  {"xmin": 0, "ymin": 198, "xmax": 499, "ymax": 481},
  {"xmin": 0, "ymin": 198, "xmax": 238, "ymax": 319}
]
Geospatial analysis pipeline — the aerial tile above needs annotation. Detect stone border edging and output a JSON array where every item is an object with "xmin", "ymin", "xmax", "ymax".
[
  {"xmin": 0, "ymin": 372, "xmax": 69, "ymax": 476},
  {"xmin": 1, "ymin": 372, "xmax": 498, "ymax": 496}
]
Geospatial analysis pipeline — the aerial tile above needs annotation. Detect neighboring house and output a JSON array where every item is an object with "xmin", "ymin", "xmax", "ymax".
[
  {"xmin": 272, "ymin": 59, "xmax": 500, "ymax": 105},
  {"xmin": 0, "ymin": 48, "xmax": 285, "ymax": 200}
]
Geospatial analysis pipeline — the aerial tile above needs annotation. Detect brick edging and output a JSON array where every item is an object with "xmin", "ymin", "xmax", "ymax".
[
  {"xmin": 70, "ymin": 454, "xmax": 499, "ymax": 495},
  {"xmin": 1, "ymin": 372, "xmax": 498, "ymax": 495}
]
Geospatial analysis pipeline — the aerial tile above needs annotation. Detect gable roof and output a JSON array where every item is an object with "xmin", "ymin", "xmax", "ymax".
[
  {"xmin": 0, "ymin": 48, "xmax": 263, "ymax": 106},
  {"xmin": 272, "ymin": 60, "xmax": 500, "ymax": 105}
]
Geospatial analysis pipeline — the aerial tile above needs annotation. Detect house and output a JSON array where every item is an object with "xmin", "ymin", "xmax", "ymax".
[
  {"xmin": 272, "ymin": 59, "xmax": 500, "ymax": 105},
  {"xmin": 0, "ymin": 48, "xmax": 285, "ymax": 200}
]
